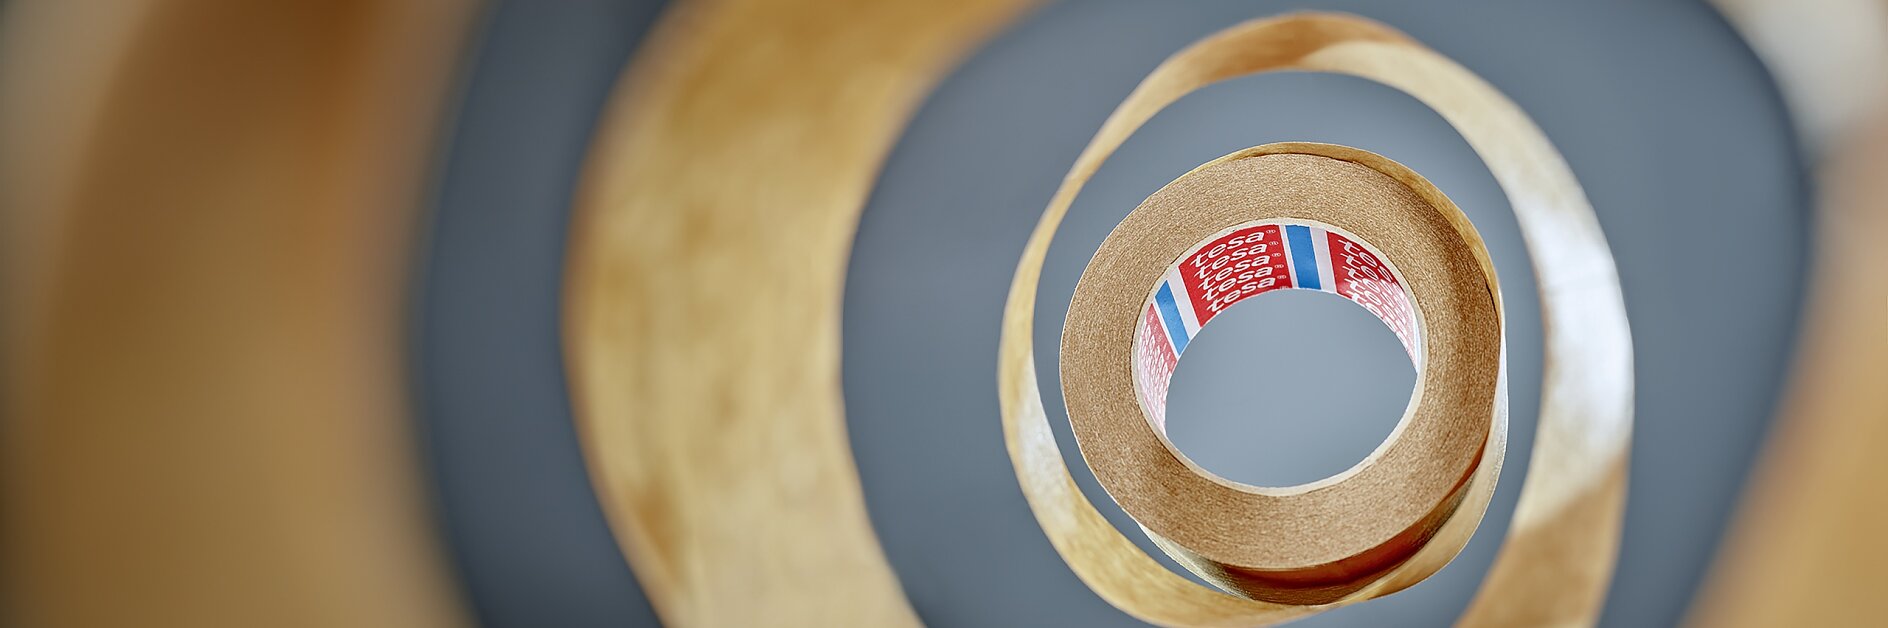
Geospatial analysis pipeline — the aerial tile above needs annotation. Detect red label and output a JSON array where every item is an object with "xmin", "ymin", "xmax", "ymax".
[
  {"xmin": 1177, "ymin": 224, "xmax": 1291, "ymax": 325},
  {"xmin": 1327, "ymin": 231, "xmax": 1419, "ymax": 357}
]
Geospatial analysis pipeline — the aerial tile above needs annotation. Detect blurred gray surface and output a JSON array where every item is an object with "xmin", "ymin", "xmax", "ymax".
[
  {"xmin": 417, "ymin": 2, "xmax": 664, "ymax": 626},
  {"xmin": 422, "ymin": 1, "xmax": 1805, "ymax": 626}
]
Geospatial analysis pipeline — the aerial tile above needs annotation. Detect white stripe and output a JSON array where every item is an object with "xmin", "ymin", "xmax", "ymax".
[
  {"xmin": 1165, "ymin": 268, "xmax": 1203, "ymax": 333},
  {"xmin": 1311, "ymin": 227, "xmax": 1337, "ymax": 294}
]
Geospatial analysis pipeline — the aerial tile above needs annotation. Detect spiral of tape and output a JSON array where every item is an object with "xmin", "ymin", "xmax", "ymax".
[
  {"xmin": 997, "ymin": 13, "xmax": 1632, "ymax": 627},
  {"xmin": 15, "ymin": 1, "xmax": 1884, "ymax": 626}
]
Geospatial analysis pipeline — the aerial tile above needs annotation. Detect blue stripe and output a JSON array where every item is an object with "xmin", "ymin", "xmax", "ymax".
[
  {"xmin": 1285, "ymin": 224, "xmax": 1321, "ymax": 290},
  {"xmin": 1153, "ymin": 281, "xmax": 1190, "ymax": 354}
]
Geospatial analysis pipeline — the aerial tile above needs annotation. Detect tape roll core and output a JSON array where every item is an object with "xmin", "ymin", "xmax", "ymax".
[
  {"xmin": 1063, "ymin": 144, "xmax": 1502, "ymax": 603},
  {"xmin": 1129, "ymin": 216, "xmax": 1423, "ymax": 434}
]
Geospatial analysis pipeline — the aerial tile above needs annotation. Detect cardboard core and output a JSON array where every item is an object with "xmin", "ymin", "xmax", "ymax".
[{"xmin": 1133, "ymin": 220, "xmax": 1420, "ymax": 433}]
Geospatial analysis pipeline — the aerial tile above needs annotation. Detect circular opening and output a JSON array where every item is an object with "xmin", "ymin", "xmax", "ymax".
[
  {"xmin": 1163, "ymin": 290, "xmax": 1416, "ymax": 487},
  {"xmin": 1130, "ymin": 220, "xmax": 1422, "ymax": 488}
]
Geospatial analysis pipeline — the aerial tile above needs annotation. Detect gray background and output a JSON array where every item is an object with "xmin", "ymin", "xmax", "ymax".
[{"xmin": 420, "ymin": 1, "xmax": 1806, "ymax": 626}]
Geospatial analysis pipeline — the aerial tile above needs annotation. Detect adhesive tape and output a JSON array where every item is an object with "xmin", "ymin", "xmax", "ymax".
[
  {"xmin": 1062, "ymin": 143, "xmax": 1501, "ymax": 605},
  {"xmin": 998, "ymin": 12, "xmax": 1632, "ymax": 627}
]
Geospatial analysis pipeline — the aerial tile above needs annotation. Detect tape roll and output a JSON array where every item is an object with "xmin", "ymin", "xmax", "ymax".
[
  {"xmin": 999, "ymin": 13, "xmax": 1633, "ymax": 627},
  {"xmin": 1062, "ymin": 143, "xmax": 1502, "ymax": 606}
]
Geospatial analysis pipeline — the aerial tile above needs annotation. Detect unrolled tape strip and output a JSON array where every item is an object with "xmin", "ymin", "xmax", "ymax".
[
  {"xmin": 999, "ymin": 13, "xmax": 1633, "ymax": 627},
  {"xmin": 564, "ymin": 0, "xmax": 1032, "ymax": 625}
]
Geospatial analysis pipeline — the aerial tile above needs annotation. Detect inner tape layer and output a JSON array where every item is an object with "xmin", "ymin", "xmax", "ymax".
[{"xmin": 1132, "ymin": 218, "xmax": 1421, "ymax": 432}]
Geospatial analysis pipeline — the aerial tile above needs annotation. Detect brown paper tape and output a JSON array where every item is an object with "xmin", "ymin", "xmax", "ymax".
[
  {"xmin": 568, "ymin": 3, "xmax": 1633, "ymax": 625},
  {"xmin": 999, "ymin": 13, "xmax": 1633, "ymax": 627},
  {"xmin": 1062, "ymin": 144, "xmax": 1502, "ymax": 606},
  {"xmin": 564, "ymin": 0, "xmax": 1032, "ymax": 625}
]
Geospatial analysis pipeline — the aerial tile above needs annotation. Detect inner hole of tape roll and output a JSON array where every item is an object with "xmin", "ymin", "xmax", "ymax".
[{"xmin": 1132, "ymin": 220, "xmax": 1421, "ymax": 434}]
